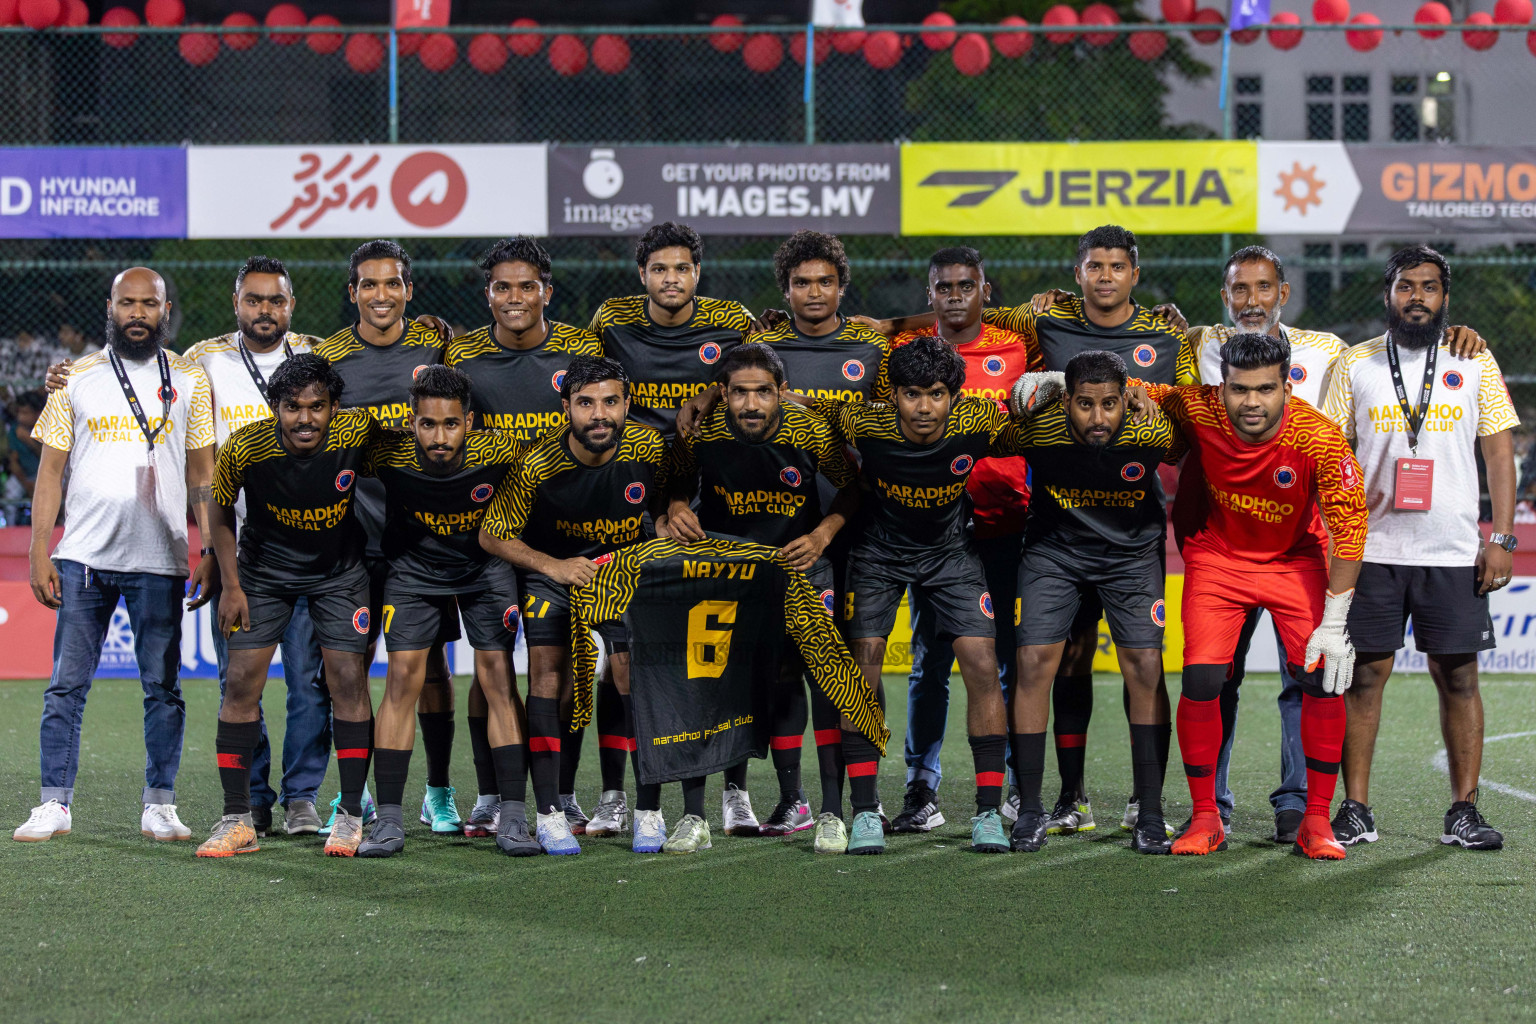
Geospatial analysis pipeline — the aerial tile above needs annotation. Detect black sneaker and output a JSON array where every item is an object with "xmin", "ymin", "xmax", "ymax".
[
  {"xmin": 1131, "ymin": 815, "xmax": 1172, "ymax": 854},
  {"xmin": 1010, "ymin": 809, "xmax": 1049, "ymax": 852},
  {"xmin": 891, "ymin": 782, "xmax": 945, "ymax": 834},
  {"xmin": 496, "ymin": 813, "xmax": 542, "ymax": 857},
  {"xmin": 1272, "ymin": 808, "xmax": 1305, "ymax": 844},
  {"xmin": 251, "ymin": 804, "xmax": 273, "ymax": 838},
  {"xmin": 1442, "ymin": 801, "xmax": 1503, "ymax": 850},
  {"xmin": 1331, "ymin": 799, "xmax": 1378, "ymax": 846}
]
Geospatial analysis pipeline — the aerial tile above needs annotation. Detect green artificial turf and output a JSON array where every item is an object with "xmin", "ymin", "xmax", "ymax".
[{"xmin": 1, "ymin": 673, "xmax": 1533, "ymax": 1023}]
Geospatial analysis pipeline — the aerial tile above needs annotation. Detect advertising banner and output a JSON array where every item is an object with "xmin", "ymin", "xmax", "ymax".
[
  {"xmin": 547, "ymin": 144, "xmax": 899, "ymax": 236},
  {"xmin": 0, "ymin": 147, "xmax": 186, "ymax": 239},
  {"xmin": 187, "ymin": 145, "xmax": 547, "ymax": 238},
  {"xmin": 901, "ymin": 141, "xmax": 1258, "ymax": 235}
]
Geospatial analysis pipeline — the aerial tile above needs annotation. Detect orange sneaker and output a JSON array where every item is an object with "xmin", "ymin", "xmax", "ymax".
[
  {"xmin": 1293, "ymin": 813, "xmax": 1346, "ymax": 861},
  {"xmin": 1171, "ymin": 811, "xmax": 1227, "ymax": 856},
  {"xmin": 196, "ymin": 815, "xmax": 259, "ymax": 858},
  {"xmin": 323, "ymin": 812, "xmax": 364, "ymax": 857}
]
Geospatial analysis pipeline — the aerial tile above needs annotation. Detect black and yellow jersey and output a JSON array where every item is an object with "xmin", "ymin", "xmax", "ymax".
[
  {"xmin": 482, "ymin": 420, "xmax": 668, "ymax": 561},
  {"xmin": 362, "ymin": 429, "xmax": 527, "ymax": 594},
  {"xmin": 1014, "ymin": 402, "xmax": 1180, "ymax": 553},
  {"xmin": 444, "ymin": 321, "xmax": 603, "ymax": 443},
  {"xmin": 751, "ymin": 319, "xmax": 891, "ymax": 404},
  {"xmin": 588, "ymin": 294, "xmax": 754, "ymax": 437},
  {"xmin": 212, "ymin": 408, "xmax": 381, "ymax": 592},
  {"xmin": 984, "ymin": 296, "xmax": 1189, "ymax": 385},
  {"xmin": 669, "ymin": 401, "xmax": 855, "ymax": 548},
  {"xmin": 313, "ymin": 319, "xmax": 445, "ymax": 430}
]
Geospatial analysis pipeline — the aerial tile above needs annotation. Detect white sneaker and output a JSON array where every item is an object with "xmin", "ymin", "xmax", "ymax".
[
  {"xmin": 722, "ymin": 785, "xmax": 760, "ymax": 836},
  {"xmin": 141, "ymin": 803, "xmax": 192, "ymax": 841},
  {"xmin": 1002, "ymin": 786, "xmax": 1021, "ymax": 823},
  {"xmin": 14, "ymin": 800, "xmax": 71, "ymax": 842},
  {"xmin": 585, "ymin": 789, "xmax": 630, "ymax": 837},
  {"xmin": 632, "ymin": 809, "xmax": 666, "ymax": 853}
]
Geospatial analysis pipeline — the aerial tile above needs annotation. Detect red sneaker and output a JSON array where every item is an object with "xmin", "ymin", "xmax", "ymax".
[{"xmin": 1171, "ymin": 811, "xmax": 1227, "ymax": 856}]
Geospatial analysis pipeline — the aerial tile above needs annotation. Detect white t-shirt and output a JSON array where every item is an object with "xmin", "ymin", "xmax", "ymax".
[
  {"xmin": 35, "ymin": 346, "xmax": 216, "ymax": 576},
  {"xmin": 1181, "ymin": 322, "xmax": 1346, "ymax": 408},
  {"xmin": 1322, "ymin": 334, "xmax": 1519, "ymax": 566}
]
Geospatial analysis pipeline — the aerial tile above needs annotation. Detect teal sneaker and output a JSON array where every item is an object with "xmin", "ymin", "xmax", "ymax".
[
  {"xmin": 419, "ymin": 785, "xmax": 462, "ymax": 834},
  {"xmin": 971, "ymin": 808, "xmax": 1009, "ymax": 853},
  {"xmin": 846, "ymin": 810, "xmax": 885, "ymax": 855},
  {"xmin": 317, "ymin": 786, "xmax": 376, "ymax": 837}
]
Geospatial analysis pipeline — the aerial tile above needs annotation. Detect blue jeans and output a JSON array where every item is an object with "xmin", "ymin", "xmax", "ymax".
[
  {"xmin": 1215, "ymin": 610, "xmax": 1307, "ymax": 817},
  {"xmin": 210, "ymin": 591, "xmax": 331, "ymax": 807},
  {"xmin": 41, "ymin": 561, "xmax": 185, "ymax": 805},
  {"xmin": 904, "ymin": 533, "xmax": 1022, "ymax": 792}
]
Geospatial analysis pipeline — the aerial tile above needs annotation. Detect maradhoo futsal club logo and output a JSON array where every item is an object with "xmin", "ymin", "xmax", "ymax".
[
  {"xmin": 1150, "ymin": 599, "xmax": 1166, "ymax": 627},
  {"xmin": 1442, "ymin": 370, "xmax": 1465, "ymax": 390},
  {"xmin": 1121, "ymin": 462, "xmax": 1145, "ymax": 482},
  {"xmin": 780, "ymin": 466, "xmax": 802, "ymax": 487},
  {"xmin": 1274, "ymin": 465, "xmax": 1297, "ymax": 488},
  {"xmin": 979, "ymin": 592, "xmax": 995, "ymax": 619},
  {"xmin": 551, "ymin": 370, "xmax": 567, "ymax": 392},
  {"xmin": 503, "ymin": 605, "xmax": 520, "ymax": 631},
  {"xmin": 1133, "ymin": 344, "xmax": 1156, "ymax": 367},
  {"xmin": 820, "ymin": 589, "xmax": 835, "ymax": 615},
  {"xmin": 698, "ymin": 342, "xmax": 722, "ymax": 365},
  {"xmin": 157, "ymin": 384, "xmax": 178, "ymax": 403},
  {"xmin": 352, "ymin": 607, "xmax": 370, "ymax": 634},
  {"xmin": 951, "ymin": 454, "xmax": 974, "ymax": 475},
  {"xmin": 624, "ymin": 481, "xmax": 646, "ymax": 504},
  {"xmin": 842, "ymin": 359, "xmax": 866, "ymax": 382},
  {"xmin": 471, "ymin": 482, "xmax": 494, "ymax": 503},
  {"xmin": 335, "ymin": 469, "xmax": 356, "ymax": 491},
  {"xmin": 982, "ymin": 355, "xmax": 1007, "ymax": 377},
  {"xmin": 412, "ymin": 365, "xmax": 430, "ymax": 379},
  {"xmin": 1289, "ymin": 365, "xmax": 1307, "ymax": 384}
]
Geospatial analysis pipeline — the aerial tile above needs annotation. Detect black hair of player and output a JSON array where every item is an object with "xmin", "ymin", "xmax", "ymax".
[
  {"xmin": 234, "ymin": 254, "xmax": 291, "ymax": 293},
  {"xmin": 1384, "ymin": 244, "xmax": 1450, "ymax": 295},
  {"xmin": 773, "ymin": 230, "xmax": 850, "ymax": 293},
  {"xmin": 14, "ymin": 389, "xmax": 45, "ymax": 414},
  {"xmin": 928, "ymin": 245, "xmax": 985, "ymax": 277},
  {"xmin": 410, "ymin": 364, "xmax": 473, "ymax": 414},
  {"xmin": 1223, "ymin": 245, "xmax": 1285, "ymax": 284},
  {"xmin": 634, "ymin": 222, "xmax": 702, "ymax": 268},
  {"xmin": 1219, "ymin": 332, "xmax": 1291, "ymax": 383},
  {"xmin": 1075, "ymin": 224, "xmax": 1138, "ymax": 268},
  {"xmin": 889, "ymin": 336, "xmax": 965, "ymax": 395},
  {"xmin": 561, "ymin": 355, "xmax": 630, "ymax": 402},
  {"xmin": 479, "ymin": 236, "xmax": 552, "ymax": 287},
  {"xmin": 1065, "ymin": 350, "xmax": 1128, "ymax": 393},
  {"xmin": 267, "ymin": 353, "xmax": 344, "ymax": 409},
  {"xmin": 349, "ymin": 239, "xmax": 412, "ymax": 289},
  {"xmin": 717, "ymin": 342, "xmax": 785, "ymax": 388}
]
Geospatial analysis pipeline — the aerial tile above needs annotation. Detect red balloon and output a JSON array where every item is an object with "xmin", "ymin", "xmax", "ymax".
[
  {"xmin": 19, "ymin": 0, "xmax": 59, "ymax": 29},
  {"xmin": 592, "ymin": 33, "xmax": 630, "ymax": 74},
  {"xmin": 1528, "ymin": 26, "xmax": 1536, "ymax": 53},
  {"xmin": 344, "ymin": 33, "xmax": 384, "ymax": 73},
  {"xmin": 708, "ymin": 14, "xmax": 744, "ymax": 52},
  {"xmin": 221, "ymin": 12, "xmax": 258, "ymax": 50},
  {"xmin": 1345, "ymin": 11, "xmax": 1382, "ymax": 49},
  {"xmin": 950, "ymin": 31, "xmax": 990, "ymax": 74},
  {"xmin": 1232, "ymin": 26, "xmax": 1261, "ymax": 42},
  {"xmin": 789, "ymin": 29, "xmax": 832, "ymax": 64},
  {"xmin": 143, "ymin": 0, "xmax": 183, "ymax": 26},
  {"xmin": 1160, "ymin": 0, "xmax": 1195, "ymax": 21},
  {"xmin": 921, "ymin": 11, "xmax": 956, "ymax": 49},
  {"xmin": 831, "ymin": 28, "xmax": 867, "ymax": 53},
  {"xmin": 0, "ymin": 0, "xmax": 16, "ymax": 25},
  {"xmin": 1414, "ymin": 1, "xmax": 1451, "ymax": 36},
  {"xmin": 1463, "ymin": 10, "xmax": 1499, "ymax": 47},
  {"xmin": 396, "ymin": 32, "xmax": 422, "ymax": 57},
  {"xmin": 265, "ymin": 3, "xmax": 305, "ymax": 45},
  {"xmin": 863, "ymin": 29, "xmax": 901, "ymax": 68},
  {"xmin": 505, "ymin": 18, "xmax": 541, "ymax": 57},
  {"xmin": 418, "ymin": 32, "xmax": 457, "ymax": 71},
  {"xmin": 548, "ymin": 33, "xmax": 587, "ymax": 75},
  {"xmin": 306, "ymin": 14, "xmax": 343, "ymax": 53},
  {"xmin": 995, "ymin": 15, "xmax": 1033, "ymax": 58},
  {"xmin": 178, "ymin": 27, "xmax": 219, "ymax": 65},
  {"xmin": 1043, "ymin": 4, "xmax": 1080, "ymax": 43},
  {"xmin": 61, "ymin": 0, "xmax": 86, "ymax": 27},
  {"xmin": 1495, "ymin": 0, "xmax": 1533, "ymax": 22},
  {"xmin": 1267, "ymin": 10, "xmax": 1304, "ymax": 48},
  {"xmin": 102, "ymin": 5, "xmax": 139, "ymax": 47},
  {"xmin": 1312, "ymin": 0, "xmax": 1349, "ymax": 22},
  {"xmin": 1128, "ymin": 27, "xmax": 1168, "ymax": 59},
  {"xmin": 466, "ymin": 32, "xmax": 507, "ymax": 73},
  {"xmin": 1081, "ymin": 3, "xmax": 1120, "ymax": 46},
  {"xmin": 1191, "ymin": 7, "xmax": 1224, "ymax": 43},
  {"xmin": 742, "ymin": 32, "xmax": 782, "ymax": 72}
]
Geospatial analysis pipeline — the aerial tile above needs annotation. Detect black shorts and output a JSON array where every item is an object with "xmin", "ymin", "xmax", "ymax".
[
  {"xmin": 231, "ymin": 565, "xmax": 372, "ymax": 654},
  {"xmin": 368, "ymin": 556, "xmax": 459, "ymax": 649},
  {"xmin": 519, "ymin": 570, "xmax": 630, "ymax": 653},
  {"xmin": 382, "ymin": 572, "xmax": 520, "ymax": 653},
  {"xmin": 1014, "ymin": 542, "xmax": 1165, "ymax": 650},
  {"xmin": 1348, "ymin": 562, "xmax": 1496, "ymax": 655},
  {"xmin": 844, "ymin": 540, "xmax": 996, "ymax": 641}
]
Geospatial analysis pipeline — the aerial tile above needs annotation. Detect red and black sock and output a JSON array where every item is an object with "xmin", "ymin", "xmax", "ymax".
[
  {"xmin": 770, "ymin": 668, "xmax": 807, "ymax": 804},
  {"xmin": 527, "ymin": 695, "xmax": 562, "ymax": 813},
  {"xmin": 1052, "ymin": 673, "xmax": 1093, "ymax": 801},
  {"xmin": 969, "ymin": 733, "xmax": 1007, "ymax": 813},
  {"xmin": 1129, "ymin": 722, "xmax": 1171, "ymax": 820},
  {"xmin": 1300, "ymin": 693, "xmax": 1346, "ymax": 818},
  {"xmin": 1008, "ymin": 731, "xmax": 1047, "ymax": 815},
  {"xmin": 372, "ymin": 747, "xmax": 412, "ymax": 817},
  {"xmin": 215, "ymin": 719, "xmax": 262, "ymax": 817},
  {"xmin": 467, "ymin": 715, "xmax": 498, "ymax": 798},
  {"xmin": 1176, "ymin": 696, "xmax": 1222, "ymax": 817},
  {"xmin": 619, "ymin": 692, "xmax": 662, "ymax": 812},
  {"xmin": 770, "ymin": 735, "xmax": 804, "ymax": 805},
  {"xmin": 491, "ymin": 743, "xmax": 527, "ymax": 804},
  {"xmin": 417, "ymin": 711, "xmax": 454, "ymax": 789},
  {"xmin": 596, "ymin": 675, "xmax": 631, "ymax": 792},
  {"xmin": 333, "ymin": 717, "xmax": 374, "ymax": 817},
  {"xmin": 841, "ymin": 728, "xmax": 881, "ymax": 815},
  {"xmin": 682, "ymin": 775, "xmax": 707, "ymax": 818},
  {"xmin": 811, "ymin": 685, "xmax": 845, "ymax": 816}
]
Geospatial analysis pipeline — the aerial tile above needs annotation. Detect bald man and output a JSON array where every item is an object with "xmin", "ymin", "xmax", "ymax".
[{"xmin": 13, "ymin": 268, "xmax": 219, "ymax": 845}]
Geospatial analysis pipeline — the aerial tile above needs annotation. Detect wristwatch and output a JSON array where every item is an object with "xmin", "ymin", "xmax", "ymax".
[{"xmin": 1490, "ymin": 533, "xmax": 1518, "ymax": 553}]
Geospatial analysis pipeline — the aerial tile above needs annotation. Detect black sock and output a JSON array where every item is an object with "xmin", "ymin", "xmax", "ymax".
[
  {"xmin": 467, "ymin": 715, "xmax": 497, "ymax": 798},
  {"xmin": 1009, "ymin": 731, "xmax": 1047, "ymax": 815},
  {"xmin": 491, "ymin": 743, "xmax": 528, "ymax": 804},
  {"xmin": 723, "ymin": 762, "xmax": 747, "ymax": 791},
  {"xmin": 811, "ymin": 685, "xmax": 845, "ymax": 816},
  {"xmin": 770, "ymin": 667, "xmax": 808, "ymax": 803},
  {"xmin": 372, "ymin": 747, "xmax": 412, "ymax": 810},
  {"xmin": 969, "ymin": 733, "xmax": 1007, "ymax": 813},
  {"xmin": 1130, "ymin": 723, "xmax": 1171, "ymax": 821},
  {"xmin": 417, "ymin": 711, "xmax": 454, "ymax": 789},
  {"xmin": 527, "ymin": 696, "xmax": 561, "ymax": 813},
  {"xmin": 841, "ymin": 728, "xmax": 880, "ymax": 815},
  {"xmin": 771, "ymin": 740, "xmax": 803, "ymax": 805},
  {"xmin": 559, "ymin": 720, "xmax": 585, "ymax": 795},
  {"xmin": 682, "ymin": 775, "xmax": 707, "ymax": 818},
  {"xmin": 622, "ymin": 692, "xmax": 662, "ymax": 812},
  {"xmin": 596, "ymin": 677, "xmax": 630, "ymax": 792},
  {"xmin": 1053, "ymin": 673, "xmax": 1093, "ymax": 802},
  {"xmin": 215, "ymin": 719, "xmax": 263, "ymax": 817},
  {"xmin": 333, "ymin": 718, "xmax": 373, "ymax": 817}
]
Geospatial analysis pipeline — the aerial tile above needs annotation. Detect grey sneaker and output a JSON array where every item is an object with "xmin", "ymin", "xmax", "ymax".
[
  {"xmin": 1046, "ymin": 799, "xmax": 1096, "ymax": 835},
  {"xmin": 662, "ymin": 813, "xmax": 713, "ymax": 854},
  {"xmin": 559, "ymin": 793, "xmax": 589, "ymax": 835},
  {"xmin": 284, "ymin": 800, "xmax": 323, "ymax": 835},
  {"xmin": 462, "ymin": 800, "xmax": 499, "ymax": 838},
  {"xmin": 496, "ymin": 811, "xmax": 542, "ymax": 857},
  {"xmin": 585, "ymin": 790, "xmax": 629, "ymax": 837},
  {"xmin": 356, "ymin": 817, "xmax": 405, "ymax": 858},
  {"xmin": 722, "ymin": 786, "xmax": 759, "ymax": 836}
]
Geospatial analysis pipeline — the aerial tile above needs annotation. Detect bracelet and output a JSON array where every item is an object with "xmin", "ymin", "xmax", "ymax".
[{"xmin": 199, "ymin": 546, "xmax": 215, "ymax": 555}]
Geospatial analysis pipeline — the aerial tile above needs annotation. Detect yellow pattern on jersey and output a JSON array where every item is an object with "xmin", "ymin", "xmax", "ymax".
[
  {"xmin": 183, "ymin": 331, "xmax": 325, "ymax": 362},
  {"xmin": 815, "ymin": 393, "xmax": 1017, "ymax": 452},
  {"xmin": 672, "ymin": 402, "xmax": 856, "ymax": 490},
  {"xmin": 445, "ymin": 321, "xmax": 603, "ymax": 364},
  {"xmin": 313, "ymin": 318, "xmax": 443, "ymax": 362},
  {"xmin": 751, "ymin": 319, "xmax": 893, "ymax": 401},
  {"xmin": 363, "ymin": 427, "xmax": 526, "ymax": 474},
  {"xmin": 1016, "ymin": 400, "xmax": 1180, "ymax": 457},
  {"xmin": 213, "ymin": 407, "xmax": 376, "ymax": 506},
  {"xmin": 588, "ymin": 294, "xmax": 755, "ymax": 335},
  {"xmin": 1176, "ymin": 323, "xmax": 1347, "ymax": 388}
]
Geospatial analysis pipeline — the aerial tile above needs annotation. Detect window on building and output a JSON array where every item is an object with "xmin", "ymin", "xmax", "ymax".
[
  {"xmin": 1305, "ymin": 74, "xmax": 1371, "ymax": 141},
  {"xmin": 1342, "ymin": 75, "xmax": 1370, "ymax": 142},
  {"xmin": 1389, "ymin": 72, "xmax": 1455, "ymax": 142},
  {"xmin": 1234, "ymin": 75, "xmax": 1262, "ymax": 138},
  {"xmin": 1306, "ymin": 75, "xmax": 1335, "ymax": 141}
]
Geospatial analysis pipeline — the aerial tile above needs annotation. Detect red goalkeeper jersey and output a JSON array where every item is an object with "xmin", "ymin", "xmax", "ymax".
[{"xmin": 1145, "ymin": 383, "xmax": 1367, "ymax": 572}]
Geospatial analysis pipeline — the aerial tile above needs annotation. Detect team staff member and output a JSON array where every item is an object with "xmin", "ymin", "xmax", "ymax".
[{"xmin": 1322, "ymin": 245, "xmax": 1516, "ymax": 851}]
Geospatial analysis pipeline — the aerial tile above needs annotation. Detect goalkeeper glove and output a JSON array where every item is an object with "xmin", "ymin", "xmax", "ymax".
[
  {"xmin": 1304, "ymin": 588, "xmax": 1356, "ymax": 695},
  {"xmin": 1008, "ymin": 371, "xmax": 1066, "ymax": 419}
]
